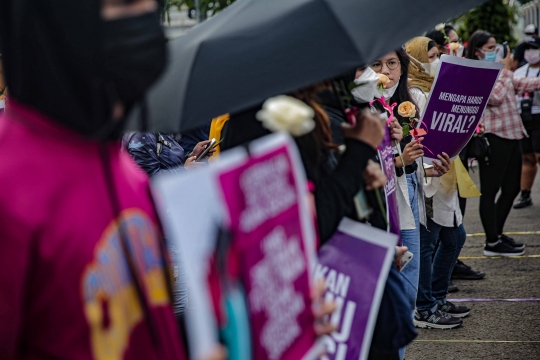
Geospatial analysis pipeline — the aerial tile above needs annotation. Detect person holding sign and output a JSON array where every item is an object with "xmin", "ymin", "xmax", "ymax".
[
  {"xmin": 466, "ymin": 30, "xmax": 540, "ymax": 256},
  {"xmin": 513, "ymin": 37, "xmax": 540, "ymax": 209},
  {"xmin": 363, "ymin": 48, "xmax": 451, "ymax": 356},
  {"xmin": 404, "ymin": 37, "xmax": 472, "ymax": 329}
]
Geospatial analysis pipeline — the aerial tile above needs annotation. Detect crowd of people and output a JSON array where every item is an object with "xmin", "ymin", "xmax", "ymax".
[{"xmin": 0, "ymin": 0, "xmax": 538, "ymax": 359}]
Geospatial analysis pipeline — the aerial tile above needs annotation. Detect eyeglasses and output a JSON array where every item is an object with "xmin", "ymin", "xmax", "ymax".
[
  {"xmin": 450, "ymin": 38, "xmax": 462, "ymax": 44},
  {"xmin": 370, "ymin": 59, "xmax": 400, "ymax": 72}
]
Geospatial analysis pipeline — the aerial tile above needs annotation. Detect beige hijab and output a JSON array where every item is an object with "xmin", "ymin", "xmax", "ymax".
[{"xmin": 405, "ymin": 37, "xmax": 435, "ymax": 93}]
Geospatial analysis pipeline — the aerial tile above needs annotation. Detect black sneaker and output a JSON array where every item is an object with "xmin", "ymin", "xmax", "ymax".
[
  {"xmin": 513, "ymin": 192, "xmax": 532, "ymax": 209},
  {"xmin": 438, "ymin": 301, "xmax": 470, "ymax": 318},
  {"xmin": 484, "ymin": 240, "xmax": 524, "ymax": 257},
  {"xmin": 414, "ymin": 309, "xmax": 462, "ymax": 329},
  {"xmin": 500, "ymin": 234, "xmax": 525, "ymax": 251},
  {"xmin": 452, "ymin": 260, "xmax": 486, "ymax": 280},
  {"xmin": 448, "ymin": 281, "xmax": 459, "ymax": 293}
]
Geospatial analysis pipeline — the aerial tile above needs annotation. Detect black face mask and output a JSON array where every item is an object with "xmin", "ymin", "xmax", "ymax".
[{"xmin": 101, "ymin": 11, "xmax": 167, "ymax": 108}]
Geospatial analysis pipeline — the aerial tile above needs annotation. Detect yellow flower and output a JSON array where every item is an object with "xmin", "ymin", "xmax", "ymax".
[
  {"xmin": 377, "ymin": 74, "xmax": 390, "ymax": 88},
  {"xmin": 398, "ymin": 101, "xmax": 416, "ymax": 118},
  {"xmin": 449, "ymin": 43, "xmax": 460, "ymax": 52}
]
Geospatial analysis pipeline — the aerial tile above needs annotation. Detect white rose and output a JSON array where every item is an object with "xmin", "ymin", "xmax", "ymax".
[
  {"xmin": 256, "ymin": 95, "xmax": 316, "ymax": 137},
  {"xmin": 435, "ymin": 23, "xmax": 445, "ymax": 31}
]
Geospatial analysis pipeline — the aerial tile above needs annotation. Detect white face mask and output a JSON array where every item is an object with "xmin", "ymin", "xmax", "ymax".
[
  {"xmin": 351, "ymin": 66, "xmax": 380, "ymax": 103},
  {"xmin": 524, "ymin": 36, "xmax": 533, "ymax": 43},
  {"xmin": 381, "ymin": 79, "xmax": 400, "ymax": 99},
  {"xmin": 524, "ymin": 49, "xmax": 540, "ymax": 65},
  {"xmin": 421, "ymin": 58, "xmax": 440, "ymax": 77},
  {"xmin": 452, "ymin": 45, "xmax": 465, "ymax": 58}
]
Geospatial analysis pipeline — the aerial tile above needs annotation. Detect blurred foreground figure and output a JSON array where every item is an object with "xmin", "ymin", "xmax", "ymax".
[{"xmin": 0, "ymin": 0, "xmax": 186, "ymax": 359}]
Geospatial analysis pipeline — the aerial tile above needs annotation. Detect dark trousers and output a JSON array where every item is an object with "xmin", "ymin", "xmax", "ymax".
[
  {"xmin": 417, "ymin": 219, "xmax": 466, "ymax": 312},
  {"xmin": 478, "ymin": 134, "xmax": 522, "ymax": 243}
]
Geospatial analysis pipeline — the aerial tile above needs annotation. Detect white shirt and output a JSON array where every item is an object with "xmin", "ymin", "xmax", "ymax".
[
  {"xmin": 430, "ymin": 167, "xmax": 463, "ymax": 227},
  {"xmin": 395, "ymin": 86, "xmax": 441, "ymax": 229},
  {"xmin": 410, "ymin": 85, "xmax": 462, "ymax": 227},
  {"xmin": 514, "ymin": 64, "xmax": 540, "ymax": 114}
]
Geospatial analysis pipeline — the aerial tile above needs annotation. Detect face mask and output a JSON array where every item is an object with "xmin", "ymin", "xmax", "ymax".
[
  {"xmin": 101, "ymin": 11, "xmax": 167, "ymax": 107},
  {"xmin": 478, "ymin": 49, "xmax": 497, "ymax": 62},
  {"xmin": 456, "ymin": 45, "xmax": 465, "ymax": 58},
  {"xmin": 421, "ymin": 58, "xmax": 440, "ymax": 77},
  {"xmin": 382, "ymin": 79, "xmax": 400, "ymax": 99},
  {"xmin": 351, "ymin": 67, "xmax": 380, "ymax": 103},
  {"xmin": 524, "ymin": 36, "xmax": 533, "ymax": 43},
  {"xmin": 524, "ymin": 49, "xmax": 540, "ymax": 65}
]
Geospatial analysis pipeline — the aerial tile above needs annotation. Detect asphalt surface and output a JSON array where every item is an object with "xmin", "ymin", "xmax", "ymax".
[{"xmin": 407, "ymin": 165, "xmax": 540, "ymax": 360}]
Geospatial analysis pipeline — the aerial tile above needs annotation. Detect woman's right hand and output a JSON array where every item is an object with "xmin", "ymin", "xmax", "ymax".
[
  {"xmin": 402, "ymin": 138, "xmax": 424, "ymax": 166},
  {"xmin": 342, "ymin": 108, "xmax": 386, "ymax": 149}
]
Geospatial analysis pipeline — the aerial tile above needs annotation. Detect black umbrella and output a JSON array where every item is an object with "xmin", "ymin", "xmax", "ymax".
[{"xmin": 142, "ymin": 0, "xmax": 485, "ymax": 132}]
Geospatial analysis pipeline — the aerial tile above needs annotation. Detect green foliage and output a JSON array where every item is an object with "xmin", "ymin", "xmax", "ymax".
[
  {"xmin": 163, "ymin": 0, "xmax": 237, "ymax": 22},
  {"xmin": 455, "ymin": 0, "xmax": 519, "ymax": 48}
]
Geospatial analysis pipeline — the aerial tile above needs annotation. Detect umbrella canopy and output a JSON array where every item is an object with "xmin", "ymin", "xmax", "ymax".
[{"xmin": 142, "ymin": 0, "xmax": 485, "ymax": 133}]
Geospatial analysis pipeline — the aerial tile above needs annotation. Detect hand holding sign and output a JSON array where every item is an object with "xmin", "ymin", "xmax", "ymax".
[
  {"xmin": 416, "ymin": 55, "xmax": 502, "ymax": 163},
  {"xmin": 426, "ymin": 152, "xmax": 451, "ymax": 177}
]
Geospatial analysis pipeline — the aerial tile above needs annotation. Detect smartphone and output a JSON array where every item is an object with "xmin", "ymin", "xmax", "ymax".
[
  {"xmin": 495, "ymin": 42, "xmax": 508, "ymax": 63},
  {"xmin": 400, "ymin": 251, "xmax": 414, "ymax": 272},
  {"xmin": 502, "ymin": 41, "xmax": 508, "ymax": 58},
  {"xmin": 195, "ymin": 138, "xmax": 217, "ymax": 161}
]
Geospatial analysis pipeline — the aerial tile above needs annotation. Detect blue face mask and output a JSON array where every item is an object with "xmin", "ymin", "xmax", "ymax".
[{"xmin": 479, "ymin": 49, "xmax": 497, "ymax": 62}]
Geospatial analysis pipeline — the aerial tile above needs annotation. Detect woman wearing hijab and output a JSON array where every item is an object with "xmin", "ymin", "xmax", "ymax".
[
  {"xmin": 425, "ymin": 29, "xmax": 486, "ymax": 283},
  {"xmin": 405, "ymin": 37, "xmax": 481, "ymax": 329},
  {"xmin": 466, "ymin": 30, "xmax": 540, "ymax": 257},
  {"xmin": 425, "ymin": 24, "xmax": 463, "ymax": 57}
]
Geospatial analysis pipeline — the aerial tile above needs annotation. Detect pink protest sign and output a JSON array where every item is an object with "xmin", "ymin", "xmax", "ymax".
[
  {"xmin": 153, "ymin": 133, "xmax": 320, "ymax": 360},
  {"xmin": 218, "ymin": 138, "xmax": 318, "ymax": 360}
]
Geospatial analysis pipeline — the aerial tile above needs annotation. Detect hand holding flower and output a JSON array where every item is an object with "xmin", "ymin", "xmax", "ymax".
[
  {"xmin": 399, "ymin": 138, "xmax": 424, "ymax": 167},
  {"xmin": 389, "ymin": 118, "xmax": 403, "ymax": 143},
  {"xmin": 342, "ymin": 108, "xmax": 386, "ymax": 149},
  {"xmin": 364, "ymin": 160, "xmax": 387, "ymax": 190}
]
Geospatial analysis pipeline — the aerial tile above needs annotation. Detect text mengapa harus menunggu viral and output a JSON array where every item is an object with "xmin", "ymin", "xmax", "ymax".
[{"xmin": 429, "ymin": 92, "xmax": 484, "ymax": 134}]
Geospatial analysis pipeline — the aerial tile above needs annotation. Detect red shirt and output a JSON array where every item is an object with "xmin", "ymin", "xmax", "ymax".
[{"xmin": 0, "ymin": 102, "xmax": 185, "ymax": 360}]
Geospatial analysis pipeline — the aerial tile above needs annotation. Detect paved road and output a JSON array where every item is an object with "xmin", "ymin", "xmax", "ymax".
[{"xmin": 407, "ymin": 165, "xmax": 540, "ymax": 360}]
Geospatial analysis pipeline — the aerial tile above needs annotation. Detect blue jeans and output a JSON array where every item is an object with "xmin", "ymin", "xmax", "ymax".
[
  {"xmin": 416, "ymin": 218, "xmax": 466, "ymax": 313},
  {"xmin": 399, "ymin": 173, "xmax": 420, "ymax": 360},
  {"xmin": 399, "ymin": 173, "xmax": 420, "ymax": 312}
]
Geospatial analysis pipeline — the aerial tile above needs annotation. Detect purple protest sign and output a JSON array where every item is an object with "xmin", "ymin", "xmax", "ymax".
[
  {"xmin": 418, "ymin": 55, "xmax": 502, "ymax": 162},
  {"xmin": 153, "ymin": 133, "xmax": 320, "ymax": 360},
  {"xmin": 378, "ymin": 125, "xmax": 401, "ymax": 245},
  {"xmin": 316, "ymin": 218, "xmax": 397, "ymax": 360},
  {"xmin": 218, "ymin": 135, "xmax": 319, "ymax": 360}
]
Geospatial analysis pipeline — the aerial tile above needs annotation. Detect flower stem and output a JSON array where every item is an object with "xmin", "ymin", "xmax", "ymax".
[
  {"xmin": 375, "ymin": 188, "xmax": 388, "ymax": 227},
  {"xmin": 394, "ymin": 140, "xmax": 405, "ymax": 169}
]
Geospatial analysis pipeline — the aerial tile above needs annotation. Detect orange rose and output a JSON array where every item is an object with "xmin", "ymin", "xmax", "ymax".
[
  {"xmin": 398, "ymin": 101, "xmax": 416, "ymax": 118},
  {"xmin": 449, "ymin": 43, "xmax": 460, "ymax": 52},
  {"xmin": 377, "ymin": 73, "xmax": 390, "ymax": 88}
]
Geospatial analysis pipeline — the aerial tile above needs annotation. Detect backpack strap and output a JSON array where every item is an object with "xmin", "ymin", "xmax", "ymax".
[{"xmin": 155, "ymin": 133, "xmax": 172, "ymax": 157}]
